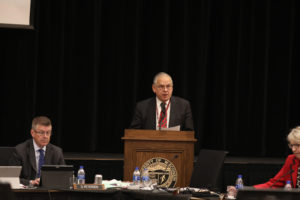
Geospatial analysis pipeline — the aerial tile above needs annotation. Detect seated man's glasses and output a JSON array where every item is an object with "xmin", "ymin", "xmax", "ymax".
[{"xmin": 34, "ymin": 130, "xmax": 52, "ymax": 136}]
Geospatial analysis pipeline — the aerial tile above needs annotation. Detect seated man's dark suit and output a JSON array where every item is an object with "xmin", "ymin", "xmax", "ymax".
[
  {"xmin": 10, "ymin": 139, "xmax": 65, "ymax": 185},
  {"xmin": 130, "ymin": 96, "xmax": 194, "ymax": 131}
]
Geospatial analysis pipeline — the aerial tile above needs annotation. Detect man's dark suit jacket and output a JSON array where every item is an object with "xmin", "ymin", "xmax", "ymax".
[
  {"xmin": 9, "ymin": 139, "xmax": 65, "ymax": 185},
  {"xmin": 130, "ymin": 96, "xmax": 194, "ymax": 131}
]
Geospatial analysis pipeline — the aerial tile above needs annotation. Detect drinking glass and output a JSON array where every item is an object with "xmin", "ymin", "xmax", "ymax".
[{"xmin": 69, "ymin": 176, "xmax": 77, "ymax": 190}]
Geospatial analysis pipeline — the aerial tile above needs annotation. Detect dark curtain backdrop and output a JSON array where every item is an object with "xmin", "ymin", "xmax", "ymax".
[{"xmin": 1, "ymin": 0, "xmax": 300, "ymax": 157}]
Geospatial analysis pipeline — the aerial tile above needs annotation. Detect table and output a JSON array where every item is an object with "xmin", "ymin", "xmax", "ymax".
[{"xmin": 13, "ymin": 188, "xmax": 194, "ymax": 200}]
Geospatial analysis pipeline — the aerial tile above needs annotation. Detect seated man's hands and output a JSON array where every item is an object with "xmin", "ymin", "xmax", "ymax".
[{"xmin": 30, "ymin": 178, "xmax": 40, "ymax": 186}]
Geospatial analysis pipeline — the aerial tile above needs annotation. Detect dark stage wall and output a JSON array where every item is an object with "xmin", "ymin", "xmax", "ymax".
[{"xmin": 1, "ymin": 0, "xmax": 300, "ymax": 157}]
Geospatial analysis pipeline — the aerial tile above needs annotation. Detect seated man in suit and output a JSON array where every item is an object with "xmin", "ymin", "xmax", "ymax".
[
  {"xmin": 10, "ymin": 116, "xmax": 65, "ymax": 186},
  {"xmin": 130, "ymin": 72, "xmax": 194, "ymax": 131}
]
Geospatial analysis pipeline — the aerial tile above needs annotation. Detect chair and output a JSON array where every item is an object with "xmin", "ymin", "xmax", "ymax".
[
  {"xmin": 189, "ymin": 149, "xmax": 228, "ymax": 191},
  {"xmin": 0, "ymin": 147, "xmax": 15, "ymax": 166}
]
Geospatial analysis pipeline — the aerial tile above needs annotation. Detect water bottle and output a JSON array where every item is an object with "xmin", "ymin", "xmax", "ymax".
[
  {"xmin": 284, "ymin": 180, "xmax": 292, "ymax": 190},
  {"xmin": 132, "ymin": 167, "xmax": 141, "ymax": 185},
  {"xmin": 142, "ymin": 168, "xmax": 151, "ymax": 187},
  {"xmin": 235, "ymin": 174, "xmax": 244, "ymax": 189},
  {"xmin": 77, "ymin": 165, "xmax": 85, "ymax": 184}
]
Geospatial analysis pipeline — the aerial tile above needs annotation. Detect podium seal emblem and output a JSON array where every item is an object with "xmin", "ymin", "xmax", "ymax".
[{"xmin": 141, "ymin": 157, "xmax": 177, "ymax": 188}]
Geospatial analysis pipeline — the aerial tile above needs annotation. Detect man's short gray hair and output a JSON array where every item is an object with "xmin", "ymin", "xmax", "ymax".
[
  {"xmin": 32, "ymin": 116, "xmax": 52, "ymax": 130},
  {"xmin": 153, "ymin": 72, "xmax": 173, "ymax": 85}
]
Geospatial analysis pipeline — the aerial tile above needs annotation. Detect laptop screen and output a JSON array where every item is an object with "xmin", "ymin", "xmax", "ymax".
[
  {"xmin": 40, "ymin": 165, "xmax": 74, "ymax": 189},
  {"xmin": 0, "ymin": 166, "xmax": 22, "ymax": 189}
]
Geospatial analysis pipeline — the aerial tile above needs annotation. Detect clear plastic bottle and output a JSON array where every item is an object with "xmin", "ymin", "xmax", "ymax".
[
  {"xmin": 142, "ymin": 168, "xmax": 151, "ymax": 187},
  {"xmin": 235, "ymin": 174, "xmax": 244, "ymax": 189},
  {"xmin": 77, "ymin": 165, "xmax": 85, "ymax": 184},
  {"xmin": 133, "ymin": 167, "xmax": 141, "ymax": 185},
  {"xmin": 284, "ymin": 180, "xmax": 292, "ymax": 190}
]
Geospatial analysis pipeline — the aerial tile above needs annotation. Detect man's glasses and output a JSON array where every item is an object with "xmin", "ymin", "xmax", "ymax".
[
  {"xmin": 288, "ymin": 143, "xmax": 300, "ymax": 149},
  {"xmin": 34, "ymin": 130, "xmax": 52, "ymax": 136},
  {"xmin": 156, "ymin": 84, "xmax": 173, "ymax": 90}
]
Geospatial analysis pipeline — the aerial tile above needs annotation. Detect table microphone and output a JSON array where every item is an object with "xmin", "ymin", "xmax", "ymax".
[
  {"xmin": 162, "ymin": 155, "xmax": 179, "ymax": 176},
  {"xmin": 159, "ymin": 155, "xmax": 178, "ymax": 187},
  {"xmin": 290, "ymin": 158, "xmax": 296, "ymax": 188},
  {"xmin": 270, "ymin": 159, "xmax": 295, "ymax": 188}
]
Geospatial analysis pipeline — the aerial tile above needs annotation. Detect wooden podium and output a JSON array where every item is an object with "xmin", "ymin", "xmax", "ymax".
[{"xmin": 122, "ymin": 129, "xmax": 197, "ymax": 187}]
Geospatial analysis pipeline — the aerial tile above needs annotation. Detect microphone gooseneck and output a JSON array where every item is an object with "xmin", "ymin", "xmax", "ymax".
[
  {"xmin": 290, "ymin": 158, "xmax": 296, "ymax": 188},
  {"xmin": 164, "ymin": 155, "xmax": 178, "ymax": 171},
  {"xmin": 270, "ymin": 158, "xmax": 296, "ymax": 188},
  {"xmin": 159, "ymin": 155, "xmax": 179, "ymax": 186}
]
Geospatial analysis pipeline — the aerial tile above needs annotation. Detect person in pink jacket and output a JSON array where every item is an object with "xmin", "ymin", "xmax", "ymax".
[{"xmin": 254, "ymin": 126, "xmax": 300, "ymax": 188}]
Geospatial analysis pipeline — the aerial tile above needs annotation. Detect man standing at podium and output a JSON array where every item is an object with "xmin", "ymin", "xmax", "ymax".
[{"xmin": 130, "ymin": 72, "xmax": 194, "ymax": 131}]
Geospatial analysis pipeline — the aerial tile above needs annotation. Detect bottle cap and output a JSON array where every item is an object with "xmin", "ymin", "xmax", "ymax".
[
  {"xmin": 80, "ymin": 165, "xmax": 84, "ymax": 169},
  {"xmin": 238, "ymin": 174, "xmax": 242, "ymax": 178}
]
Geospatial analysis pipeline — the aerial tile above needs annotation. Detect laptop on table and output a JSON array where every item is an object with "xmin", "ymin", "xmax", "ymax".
[
  {"xmin": 40, "ymin": 165, "xmax": 74, "ymax": 190},
  {"xmin": 0, "ymin": 166, "xmax": 22, "ymax": 189}
]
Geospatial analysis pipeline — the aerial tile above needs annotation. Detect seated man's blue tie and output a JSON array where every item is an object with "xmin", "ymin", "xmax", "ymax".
[{"xmin": 37, "ymin": 149, "xmax": 45, "ymax": 178}]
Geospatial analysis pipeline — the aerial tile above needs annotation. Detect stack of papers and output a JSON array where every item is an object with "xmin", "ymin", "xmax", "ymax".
[{"xmin": 102, "ymin": 179, "xmax": 131, "ymax": 189}]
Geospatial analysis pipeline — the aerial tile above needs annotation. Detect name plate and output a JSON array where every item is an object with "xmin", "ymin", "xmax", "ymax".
[{"xmin": 73, "ymin": 184, "xmax": 105, "ymax": 190}]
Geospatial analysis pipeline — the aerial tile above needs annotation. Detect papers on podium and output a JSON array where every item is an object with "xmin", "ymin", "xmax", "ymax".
[{"xmin": 161, "ymin": 125, "xmax": 180, "ymax": 131}]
